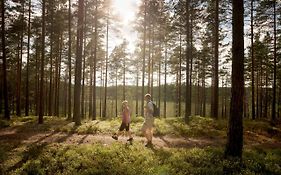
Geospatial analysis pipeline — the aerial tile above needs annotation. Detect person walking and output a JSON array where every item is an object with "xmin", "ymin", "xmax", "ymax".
[
  {"xmin": 112, "ymin": 100, "xmax": 133, "ymax": 142},
  {"xmin": 141, "ymin": 93, "xmax": 154, "ymax": 147}
]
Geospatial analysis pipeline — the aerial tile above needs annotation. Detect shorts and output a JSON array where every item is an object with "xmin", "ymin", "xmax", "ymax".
[
  {"xmin": 141, "ymin": 117, "xmax": 154, "ymax": 132},
  {"xmin": 119, "ymin": 122, "xmax": 130, "ymax": 131}
]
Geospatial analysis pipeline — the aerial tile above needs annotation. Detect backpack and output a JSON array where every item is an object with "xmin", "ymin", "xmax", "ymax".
[{"xmin": 152, "ymin": 102, "xmax": 160, "ymax": 117}]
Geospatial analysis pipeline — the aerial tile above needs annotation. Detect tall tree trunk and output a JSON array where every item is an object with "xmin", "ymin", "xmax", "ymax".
[
  {"xmin": 271, "ymin": 0, "xmax": 277, "ymax": 123},
  {"xmin": 158, "ymin": 47, "xmax": 161, "ymax": 116},
  {"xmin": 202, "ymin": 68, "xmax": 206, "ymax": 117},
  {"xmin": 277, "ymin": 85, "xmax": 281, "ymax": 118},
  {"xmin": 56, "ymin": 34, "xmax": 63, "ymax": 116},
  {"xmin": 115, "ymin": 69, "xmax": 118, "ymax": 117},
  {"xmin": 185, "ymin": 0, "xmax": 191, "ymax": 122},
  {"xmin": 0, "ymin": 75, "xmax": 2, "ymax": 114},
  {"xmin": 151, "ymin": 27, "xmax": 155, "ymax": 98},
  {"xmin": 136, "ymin": 68, "xmax": 139, "ymax": 116},
  {"xmin": 256, "ymin": 71, "xmax": 259, "ymax": 119},
  {"xmin": 203, "ymin": 81, "xmax": 206, "ymax": 117},
  {"xmin": 164, "ymin": 42, "xmax": 167, "ymax": 118},
  {"xmin": 141, "ymin": 1, "xmax": 147, "ymax": 117},
  {"xmin": 17, "ymin": 2, "xmax": 24, "ymax": 117},
  {"xmin": 48, "ymin": 0, "xmax": 54, "ymax": 116},
  {"xmin": 67, "ymin": 0, "xmax": 72, "ymax": 120},
  {"xmin": 250, "ymin": 0, "xmax": 255, "ymax": 120},
  {"xmin": 221, "ymin": 78, "xmax": 224, "ymax": 118},
  {"xmin": 64, "ymin": 76, "xmax": 67, "ymax": 117},
  {"xmin": 259, "ymin": 72, "xmax": 263, "ymax": 119},
  {"xmin": 92, "ymin": 0, "xmax": 98, "ymax": 120},
  {"xmin": 81, "ymin": 8, "xmax": 87, "ymax": 119},
  {"xmin": 147, "ymin": 22, "xmax": 151, "ymax": 94},
  {"xmin": 176, "ymin": 64, "xmax": 179, "ymax": 117},
  {"xmin": 224, "ymin": 83, "xmax": 227, "ymax": 118},
  {"xmin": 1, "ymin": 0, "xmax": 10, "ymax": 120},
  {"xmin": 89, "ymin": 39, "xmax": 93, "ymax": 118},
  {"xmin": 102, "ymin": 14, "xmax": 109, "ymax": 118},
  {"xmin": 35, "ymin": 37, "xmax": 39, "ymax": 116},
  {"xmin": 100, "ymin": 68, "xmax": 103, "ymax": 117},
  {"xmin": 73, "ymin": 0, "xmax": 84, "ymax": 125},
  {"xmin": 225, "ymin": 0, "xmax": 244, "ymax": 158},
  {"xmin": 179, "ymin": 27, "xmax": 182, "ymax": 117},
  {"xmin": 39, "ymin": 0, "xmax": 46, "ymax": 124},
  {"xmin": 189, "ymin": 8, "xmax": 193, "ymax": 116},
  {"xmin": 54, "ymin": 36, "xmax": 60, "ymax": 116},
  {"xmin": 25, "ymin": 0, "xmax": 31, "ymax": 116},
  {"xmin": 195, "ymin": 73, "xmax": 200, "ymax": 115},
  {"xmin": 211, "ymin": 0, "xmax": 219, "ymax": 119},
  {"xmin": 264, "ymin": 71, "xmax": 268, "ymax": 118},
  {"xmin": 123, "ymin": 57, "xmax": 126, "ymax": 101}
]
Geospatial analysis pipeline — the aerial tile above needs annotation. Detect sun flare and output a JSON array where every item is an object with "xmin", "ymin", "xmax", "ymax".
[{"xmin": 112, "ymin": 0, "xmax": 136, "ymax": 25}]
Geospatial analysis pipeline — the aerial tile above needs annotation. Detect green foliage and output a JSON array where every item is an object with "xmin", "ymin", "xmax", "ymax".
[
  {"xmin": 153, "ymin": 116, "xmax": 226, "ymax": 138},
  {"xmin": 1, "ymin": 116, "xmax": 281, "ymax": 174},
  {"xmin": 6, "ymin": 143, "xmax": 281, "ymax": 175}
]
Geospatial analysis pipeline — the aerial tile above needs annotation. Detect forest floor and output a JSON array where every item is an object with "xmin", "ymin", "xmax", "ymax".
[{"xmin": 0, "ymin": 116, "xmax": 281, "ymax": 174}]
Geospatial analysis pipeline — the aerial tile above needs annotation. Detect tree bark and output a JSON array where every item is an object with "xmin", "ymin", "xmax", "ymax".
[
  {"xmin": 102, "ymin": 13, "xmax": 109, "ymax": 118},
  {"xmin": 81, "ymin": 7, "xmax": 87, "ymax": 119},
  {"xmin": 1, "ymin": 0, "xmax": 10, "ymax": 120},
  {"xmin": 89, "ymin": 39, "xmax": 94, "ymax": 118},
  {"xmin": 25, "ymin": 0, "xmax": 31, "ymax": 116},
  {"xmin": 179, "ymin": 26, "xmax": 182, "ymax": 117},
  {"xmin": 225, "ymin": 0, "xmax": 244, "ymax": 158},
  {"xmin": 67, "ymin": 0, "xmax": 72, "ymax": 120},
  {"xmin": 17, "ymin": 1, "xmax": 24, "ymax": 117},
  {"xmin": 250, "ymin": 0, "xmax": 255, "ymax": 120},
  {"xmin": 141, "ymin": 1, "xmax": 147, "ymax": 117},
  {"xmin": 48, "ymin": 0, "xmax": 54, "ymax": 117},
  {"xmin": 123, "ymin": 56, "xmax": 126, "ymax": 101},
  {"xmin": 73, "ymin": 0, "xmax": 84, "ymax": 125},
  {"xmin": 92, "ymin": 0, "xmax": 98, "ymax": 120},
  {"xmin": 39, "ymin": 0, "xmax": 46, "ymax": 124},
  {"xmin": 185, "ymin": 0, "xmax": 191, "ymax": 122},
  {"xmin": 56, "ymin": 34, "xmax": 63, "ymax": 116},
  {"xmin": 164, "ymin": 42, "xmax": 167, "ymax": 118},
  {"xmin": 136, "ymin": 68, "xmax": 139, "ymax": 116},
  {"xmin": 271, "ymin": 0, "xmax": 277, "ymax": 123},
  {"xmin": 211, "ymin": 0, "xmax": 219, "ymax": 119},
  {"xmin": 115, "ymin": 69, "xmax": 118, "ymax": 117}
]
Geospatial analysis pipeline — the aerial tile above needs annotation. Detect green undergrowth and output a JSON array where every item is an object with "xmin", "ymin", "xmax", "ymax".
[
  {"xmin": 1, "ymin": 142, "xmax": 280, "ymax": 175},
  {"xmin": 1, "ymin": 116, "xmax": 281, "ymax": 174},
  {"xmin": 1, "ymin": 115, "xmax": 280, "ymax": 140}
]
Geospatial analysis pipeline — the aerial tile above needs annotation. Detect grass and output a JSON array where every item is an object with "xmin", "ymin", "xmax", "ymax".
[
  {"xmin": 1, "ymin": 115, "xmax": 280, "ymax": 140},
  {"xmin": 1, "ymin": 115, "xmax": 281, "ymax": 174}
]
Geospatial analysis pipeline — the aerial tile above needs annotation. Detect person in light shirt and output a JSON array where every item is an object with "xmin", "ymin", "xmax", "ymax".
[{"xmin": 141, "ymin": 93, "xmax": 154, "ymax": 147}]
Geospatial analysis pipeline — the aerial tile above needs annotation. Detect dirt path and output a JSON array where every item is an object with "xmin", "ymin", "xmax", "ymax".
[
  {"xmin": 0, "ymin": 126, "xmax": 280, "ymax": 149},
  {"xmin": 0, "ymin": 130, "xmax": 221, "ymax": 149}
]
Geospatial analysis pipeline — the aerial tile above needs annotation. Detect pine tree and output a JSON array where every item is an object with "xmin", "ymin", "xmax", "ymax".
[
  {"xmin": 1, "ymin": 0, "xmax": 10, "ymax": 120},
  {"xmin": 73, "ymin": 0, "xmax": 85, "ymax": 125},
  {"xmin": 225, "ymin": 0, "xmax": 244, "ymax": 158},
  {"xmin": 39, "ymin": 0, "xmax": 46, "ymax": 124}
]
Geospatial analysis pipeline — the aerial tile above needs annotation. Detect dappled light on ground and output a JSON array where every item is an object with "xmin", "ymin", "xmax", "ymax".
[{"xmin": 1, "ymin": 116, "xmax": 281, "ymax": 174}]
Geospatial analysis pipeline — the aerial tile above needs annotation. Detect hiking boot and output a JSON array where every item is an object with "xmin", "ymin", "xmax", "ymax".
[
  {"xmin": 127, "ymin": 137, "xmax": 133, "ymax": 142},
  {"xmin": 112, "ymin": 135, "xmax": 118, "ymax": 140}
]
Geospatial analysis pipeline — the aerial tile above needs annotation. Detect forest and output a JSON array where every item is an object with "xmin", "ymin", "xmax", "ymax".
[{"xmin": 0, "ymin": 0, "xmax": 281, "ymax": 174}]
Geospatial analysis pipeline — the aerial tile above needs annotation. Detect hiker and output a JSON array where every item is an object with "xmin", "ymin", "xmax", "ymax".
[
  {"xmin": 112, "ymin": 100, "xmax": 133, "ymax": 142},
  {"xmin": 141, "ymin": 93, "xmax": 154, "ymax": 147}
]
